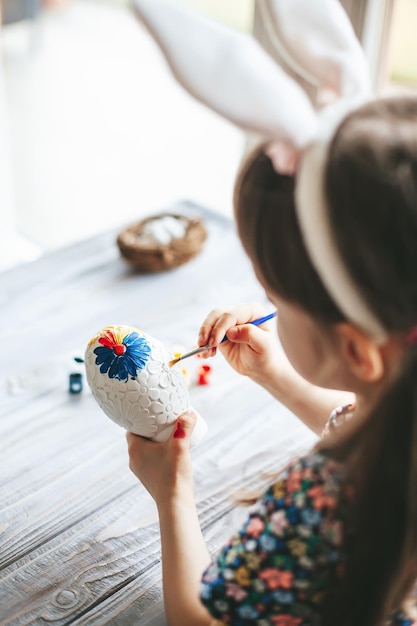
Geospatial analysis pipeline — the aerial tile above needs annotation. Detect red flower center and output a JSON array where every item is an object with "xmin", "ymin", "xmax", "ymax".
[{"xmin": 113, "ymin": 344, "xmax": 126, "ymax": 355}]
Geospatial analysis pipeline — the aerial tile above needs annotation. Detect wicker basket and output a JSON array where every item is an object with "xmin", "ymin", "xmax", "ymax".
[{"xmin": 116, "ymin": 213, "xmax": 207, "ymax": 272}]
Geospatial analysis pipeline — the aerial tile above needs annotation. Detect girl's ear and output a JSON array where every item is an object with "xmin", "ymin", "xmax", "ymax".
[{"xmin": 336, "ymin": 323, "xmax": 385, "ymax": 383}]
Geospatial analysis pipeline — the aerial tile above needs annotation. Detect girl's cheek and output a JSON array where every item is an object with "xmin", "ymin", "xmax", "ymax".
[{"xmin": 278, "ymin": 320, "xmax": 317, "ymax": 381}]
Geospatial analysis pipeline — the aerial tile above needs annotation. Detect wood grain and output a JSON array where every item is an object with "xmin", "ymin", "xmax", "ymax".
[{"xmin": 0, "ymin": 202, "xmax": 316, "ymax": 624}]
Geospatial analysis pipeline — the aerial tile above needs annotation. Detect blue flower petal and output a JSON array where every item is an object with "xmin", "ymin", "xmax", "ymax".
[
  {"xmin": 109, "ymin": 356, "xmax": 122, "ymax": 379},
  {"xmin": 124, "ymin": 334, "xmax": 151, "ymax": 370},
  {"xmin": 96, "ymin": 349, "xmax": 115, "ymax": 374},
  {"xmin": 127, "ymin": 341, "xmax": 151, "ymax": 358},
  {"xmin": 123, "ymin": 332, "xmax": 140, "ymax": 346},
  {"xmin": 123, "ymin": 354, "xmax": 141, "ymax": 378},
  {"xmin": 99, "ymin": 359, "xmax": 113, "ymax": 374},
  {"xmin": 94, "ymin": 333, "xmax": 152, "ymax": 381},
  {"xmin": 116, "ymin": 357, "xmax": 129, "ymax": 382},
  {"xmin": 94, "ymin": 346, "xmax": 113, "ymax": 364}
]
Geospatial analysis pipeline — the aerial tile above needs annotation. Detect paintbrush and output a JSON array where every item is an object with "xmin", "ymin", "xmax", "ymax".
[{"xmin": 168, "ymin": 311, "xmax": 277, "ymax": 367}]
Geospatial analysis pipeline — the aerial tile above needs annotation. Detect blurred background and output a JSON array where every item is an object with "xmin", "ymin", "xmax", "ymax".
[{"xmin": 1, "ymin": 0, "xmax": 416, "ymax": 272}]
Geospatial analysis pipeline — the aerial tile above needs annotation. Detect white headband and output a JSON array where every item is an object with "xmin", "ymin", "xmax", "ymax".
[
  {"xmin": 296, "ymin": 136, "xmax": 387, "ymax": 343},
  {"xmin": 133, "ymin": 0, "xmax": 387, "ymax": 342}
]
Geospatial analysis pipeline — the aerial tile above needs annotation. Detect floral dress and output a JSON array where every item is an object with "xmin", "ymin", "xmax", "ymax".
[{"xmin": 200, "ymin": 406, "xmax": 416, "ymax": 626}]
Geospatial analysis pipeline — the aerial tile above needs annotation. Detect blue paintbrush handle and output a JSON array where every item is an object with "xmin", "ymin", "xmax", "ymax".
[
  {"xmin": 173, "ymin": 311, "xmax": 278, "ymax": 363},
  {"xmin": 220, "ymin": 311, "xmax": 277, "ymax": 343}
]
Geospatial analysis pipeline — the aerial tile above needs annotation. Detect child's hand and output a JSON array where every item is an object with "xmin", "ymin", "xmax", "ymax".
[
  {"xmin": 126, "ymin": 409, "xmax": 197, "ymax": 505},
  {"xmin": 198, "ymin": 302, "xmax": 279, "ymax": 382}
]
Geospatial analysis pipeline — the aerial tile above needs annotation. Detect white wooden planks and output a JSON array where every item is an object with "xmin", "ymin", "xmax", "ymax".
[{"xmin": 0, "ymin": 201, "xmax": 316, "ymax": 625}]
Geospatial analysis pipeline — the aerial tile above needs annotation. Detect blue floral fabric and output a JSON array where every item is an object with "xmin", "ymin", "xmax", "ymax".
[{"xmin": 200, "ymin": 451, "xmax": 415, "ymax": 626}]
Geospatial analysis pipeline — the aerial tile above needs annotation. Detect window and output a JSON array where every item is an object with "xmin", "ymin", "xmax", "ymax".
[
  {"xmin": 175, "ymin": 0, "xmax": 254, "ymax": 32},
  {"xmin": 384, "ymin": 0, "xmax": 417, "ymax": 92}
]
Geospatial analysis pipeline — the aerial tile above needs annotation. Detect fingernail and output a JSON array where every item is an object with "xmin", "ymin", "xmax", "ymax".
[{"xmin": 173, "ymin": 421, "xmax": 186, "ymax": 439}]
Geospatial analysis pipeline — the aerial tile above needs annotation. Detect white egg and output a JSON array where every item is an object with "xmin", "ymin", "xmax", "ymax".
[{"xmin": 85, "ymin": 324, "xmax": 207, "ymax": 443}]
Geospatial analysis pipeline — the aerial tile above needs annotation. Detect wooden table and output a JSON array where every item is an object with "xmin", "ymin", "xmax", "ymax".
[{"xmin": 0, "ymin": 202, "xmax": 316, "ymax": 625}]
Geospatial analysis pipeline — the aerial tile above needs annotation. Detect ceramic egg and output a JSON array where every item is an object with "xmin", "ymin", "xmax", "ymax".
[{"xmin": 85, "ymin": 324, "xmax": 207, "ymax": 443}]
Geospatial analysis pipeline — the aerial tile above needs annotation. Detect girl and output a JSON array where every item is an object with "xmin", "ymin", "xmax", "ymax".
[
  {"xmin": 127, "ymin": 96, "xmax": 417, "ymax": 626},
  {"xmin": 127, "ymin": 2, "xmax": 417, "ymax": 625}
]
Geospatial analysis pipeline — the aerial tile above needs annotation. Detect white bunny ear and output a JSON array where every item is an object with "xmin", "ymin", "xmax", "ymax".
[
  {"xmin": 133, "ymin": 0, "xmax": 318, "ymax": 150},
  {"xmin": 260, "ymin": 0, "xmax": 371, "ymax": 99}
]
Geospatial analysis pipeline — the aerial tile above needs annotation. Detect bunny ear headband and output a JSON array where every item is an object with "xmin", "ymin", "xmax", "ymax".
[{"xmin": 133, "ymin": 0, "xmax": 387, "ymax": 343}]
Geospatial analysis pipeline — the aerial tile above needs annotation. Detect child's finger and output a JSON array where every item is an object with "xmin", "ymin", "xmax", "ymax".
[
  {"xmin": 209, "ymin": 311, "xmax": 242, "ymax": 347},
  {"xmin": 172, "ymin": 408, "xmax": 198, "ymax": 440},
  {"xmin": 225, "ymin": 323, "xmax": 269, "ymax": 354},
  {"xmin": 198, "ymin": 308, "xmax": 226, "ymax": 347},
  {"xmin": 198, "ymin": 303, "xmax": 265, "ymax": 348},
  {"xmin": 197, "ymin": 346, "xmax": 217, "ymax": 359}
]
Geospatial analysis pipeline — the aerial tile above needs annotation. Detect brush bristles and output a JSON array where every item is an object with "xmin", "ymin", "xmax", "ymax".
[{"xmin": 168, "ymin": 344, "xmax": 210, "ymax": 367}]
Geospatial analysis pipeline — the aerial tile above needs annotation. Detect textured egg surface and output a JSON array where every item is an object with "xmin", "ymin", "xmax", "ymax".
[{"xmin": 85, "ymin": 325, "xmax": 189, "ymax": 441}]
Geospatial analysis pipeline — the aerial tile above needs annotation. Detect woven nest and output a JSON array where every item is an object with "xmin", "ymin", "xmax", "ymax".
[{"xmin": 116, "ymin": 213, "xmax": 207, "ymax": 272}]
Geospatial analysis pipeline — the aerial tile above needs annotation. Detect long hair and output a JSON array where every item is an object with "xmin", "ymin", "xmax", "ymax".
[{"xmin": 234, "ymin": 97, "xmax": 417, "ymax": 626}]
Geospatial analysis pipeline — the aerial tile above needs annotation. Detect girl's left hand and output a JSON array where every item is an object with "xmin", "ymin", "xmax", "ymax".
[{"xmin": 126, "ymin": 409, "xmax": 198, "ymax": 506}]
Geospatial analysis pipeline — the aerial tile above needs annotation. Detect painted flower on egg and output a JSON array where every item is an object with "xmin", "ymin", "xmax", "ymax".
[
  {"xmin": 85, "ymin": 323, "xmax": 206, "ymax": 444},
  {"xmin": 93, "ymin": 327, "xmax": 151, "ymax": 382}
]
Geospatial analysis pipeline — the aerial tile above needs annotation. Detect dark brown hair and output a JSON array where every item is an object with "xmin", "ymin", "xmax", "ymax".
[{"xmin": 234, "ymin": 97, "xmax": 417, "ymax": 626}]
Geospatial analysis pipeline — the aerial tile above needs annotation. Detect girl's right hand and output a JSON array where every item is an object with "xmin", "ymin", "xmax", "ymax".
[{"xmin": 197, "ymin": 302, "xmax": 279, "ymax": 382}]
